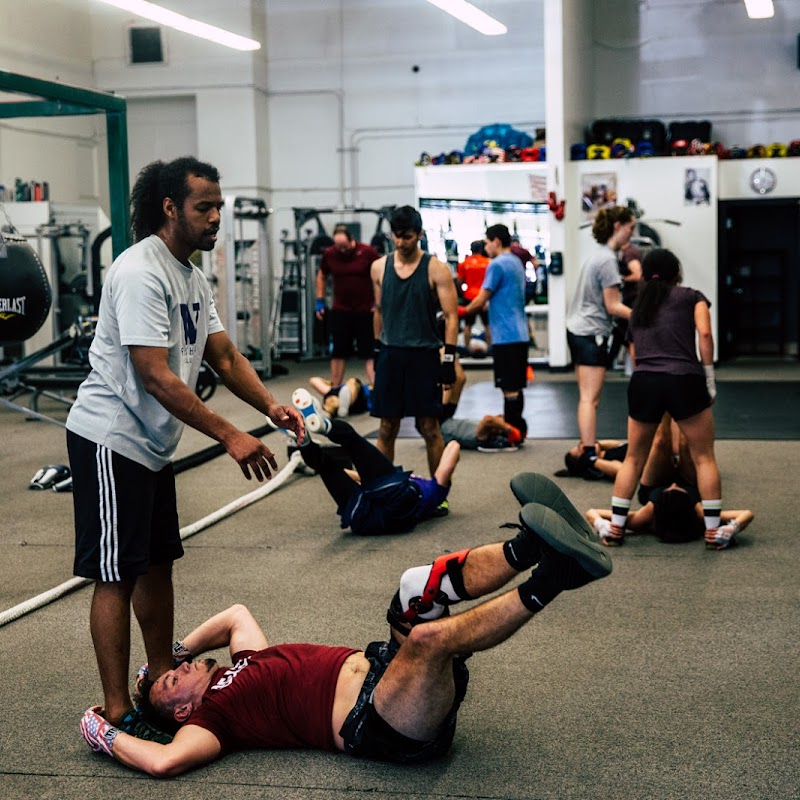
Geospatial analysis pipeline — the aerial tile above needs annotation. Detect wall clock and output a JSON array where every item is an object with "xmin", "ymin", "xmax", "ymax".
[{"xmin": 750, "ymin": 167, "xmax": 776, "ymax": 195}]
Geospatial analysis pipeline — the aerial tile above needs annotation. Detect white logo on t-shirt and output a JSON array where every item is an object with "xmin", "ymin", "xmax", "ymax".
[{"xmin": 211, "ymin": 657, "xmax": 250, "ymax": 690}]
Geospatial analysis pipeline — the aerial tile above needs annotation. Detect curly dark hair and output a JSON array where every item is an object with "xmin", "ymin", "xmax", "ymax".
[
  {"xmin": 631, "ymin": 248, "xmax": 681, "ymax": 328},
  {"xmin": 591, "ymin": 205, "xmax": 634, "ymax": 244},
  {"xmin": 653, "ymin": 488, "xmax": 704, "ymax": 543},
  {"xmin": 130, "ymin": 156, "xmax": 221, "ymax": 243}
]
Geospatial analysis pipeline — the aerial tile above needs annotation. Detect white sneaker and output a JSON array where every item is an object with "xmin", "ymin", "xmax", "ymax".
[
  {"xmin": 291, "ymin": 388, "xmax": 332, "ymax": 434},
  {"xmin": 337, "ymin": 383, "xmax": 352, "ymax": 417}
]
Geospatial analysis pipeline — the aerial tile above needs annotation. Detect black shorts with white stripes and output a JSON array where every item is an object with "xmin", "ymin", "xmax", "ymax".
[{"xmin": 67, "ymin": 430, "xmax": 184, "ymax": 581}]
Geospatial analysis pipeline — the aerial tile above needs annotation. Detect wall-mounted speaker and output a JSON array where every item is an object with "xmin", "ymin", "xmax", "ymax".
[{"xmin": 129, "ymin": 27, "xmax": 164, "ymax": 65}]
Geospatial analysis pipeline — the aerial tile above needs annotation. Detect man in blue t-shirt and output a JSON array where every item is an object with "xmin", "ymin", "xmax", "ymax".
[{"xmin": 459, "ymin": 224, "xmax": 530, "ymax": 441}]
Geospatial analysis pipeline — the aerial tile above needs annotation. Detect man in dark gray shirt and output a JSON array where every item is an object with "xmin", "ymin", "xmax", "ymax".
[{"xmin": 370, "ymin": 206, "xmax": 459, "ymax": 486}]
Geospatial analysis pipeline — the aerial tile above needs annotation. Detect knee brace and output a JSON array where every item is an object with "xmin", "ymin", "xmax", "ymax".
[{"xmin": 396, "ymin": 549, "xmax": 473, "ymax": 625}]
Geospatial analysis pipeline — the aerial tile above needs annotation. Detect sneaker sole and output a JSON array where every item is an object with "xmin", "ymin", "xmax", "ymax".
[
  {"xmin": 477, "ymin": 446, "xmax": 520, "ymax": 453},
  {"xmin": 510, "ymin": 472, "xmax": 594, "ymax": 539},
  {"xmin": 519, "ymin": 502, "xmax": 612, "ymax": 579},
  {"xmin": 291, "ymin": 388, "xmax": 326, "ymax": 432}
]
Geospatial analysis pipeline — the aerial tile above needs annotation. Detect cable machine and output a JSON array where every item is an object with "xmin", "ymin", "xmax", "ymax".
[{"xmin": 204, "ymin": 196, "xmax": 272, "ymax": 377}]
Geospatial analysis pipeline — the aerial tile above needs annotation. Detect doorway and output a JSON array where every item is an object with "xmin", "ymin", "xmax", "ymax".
[{"xmin": 718, "ymin": 199, "xmax": 800, "ymax": 360}]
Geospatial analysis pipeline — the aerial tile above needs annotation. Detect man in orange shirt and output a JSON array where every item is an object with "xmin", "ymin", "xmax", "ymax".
[{"xmin": 456, "ymin": 241, "xmax": 491, "ymax": 349}]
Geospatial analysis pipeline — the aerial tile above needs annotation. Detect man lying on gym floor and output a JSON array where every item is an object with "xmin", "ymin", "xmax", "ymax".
[{"xmin": 79, "ymin": 473, "xmax": 612, "ymax": 775}]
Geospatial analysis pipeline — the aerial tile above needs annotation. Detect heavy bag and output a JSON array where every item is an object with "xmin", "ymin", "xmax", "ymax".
[{"xmin": 0, "ymin": 231, "xmax": 52, "ymax": 344}]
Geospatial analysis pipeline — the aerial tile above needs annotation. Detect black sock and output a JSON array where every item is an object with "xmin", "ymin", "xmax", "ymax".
[
  {"xmin": 502, "ymin": 525, "xmax": 541, "ymax": 570},
  {"xmin": 517, "ymin": 567, "xmax": 562, "ymax": 613}
]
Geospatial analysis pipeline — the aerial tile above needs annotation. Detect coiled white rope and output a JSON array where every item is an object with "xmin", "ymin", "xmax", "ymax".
[{"xmin": 0, "ymin": 450, "xmax": 304, "ymax": 628}]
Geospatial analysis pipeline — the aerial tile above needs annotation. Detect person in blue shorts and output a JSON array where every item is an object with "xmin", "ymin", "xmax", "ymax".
[{"xmin": 290, "ymin": 389, "xmax": 459, "ymax": 535}]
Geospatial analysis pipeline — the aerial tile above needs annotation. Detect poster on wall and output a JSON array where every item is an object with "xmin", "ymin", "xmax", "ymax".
[
  {"xmin": 684, "ymin": 167, "xmax": 711, "ymax": 205},
  {"xmin": 581, "ymin": 173, "xmax": 617, "ymax": 220}
]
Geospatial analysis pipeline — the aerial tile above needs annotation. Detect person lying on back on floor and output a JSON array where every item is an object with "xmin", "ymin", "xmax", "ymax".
[
  {"xmin": 435, "ymin": 349, "xmax": 522, "ymax": 453},
  {"xmin": 585, "ymin": 413, "xmax": 754, "ymax": 550},
  {"xmin": 441, "ymin": 414, "xmax": 524, "ymax": 453},
  {"xmin": 308, "ymin": 375, "xmax": 371, "ymax": 419},
  {"xmin": 80, "ymin": 472, "xmax": 612, "ymax": 775},
  {"xmin": 289, "ymin": 388, "xmax": 458, "ymax": 535},
  {"xmin": 561, "ymin": 440, "xmax": 628, "ymax": 481}
]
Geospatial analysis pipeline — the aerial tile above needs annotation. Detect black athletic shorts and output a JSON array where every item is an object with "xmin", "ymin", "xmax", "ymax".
[
  {"xmin": 67, "ymin": 430, "xmax": 183, "ymax": 581},
  {"xmin": 328, "ymin": 310, "xmax": 374, "ymax": 360},
  {"xmin": 371, "ymin": 346, "xmax": 442, "ymax": 419},
  {"xmin": 638, "ymin": 479, "xmax": 701, "ymax": 508},
  {"xmin": 567, "ymin": 331, "xmax": 611, "ymax": 368},
  {"xmin": 492, "ymin": 342, "xmax": 529, "ymax": 392},
  {"xmin": 340, "ymin": 639, "xmax": 470, "ymax": 764},
  {"xmin": 627, "ymin": 371, "xmax": 712, "ymax": 424}
]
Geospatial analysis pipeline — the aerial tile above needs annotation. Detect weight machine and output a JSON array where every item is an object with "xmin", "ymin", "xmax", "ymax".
[
  {"xmin": 272, "ymin": 206, "xmax": 395, "ymax": 360},
  {"xmin": 203, "ymin": 196, "xmax": 272, "ymax": 377}
]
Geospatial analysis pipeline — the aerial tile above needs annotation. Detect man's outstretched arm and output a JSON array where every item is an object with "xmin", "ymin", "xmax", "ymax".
[{"xmin": 82, "ymin": 708, "xmax": 221, "ymax": 777}]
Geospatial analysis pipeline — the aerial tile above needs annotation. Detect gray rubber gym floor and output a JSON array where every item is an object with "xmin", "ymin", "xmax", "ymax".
[{"xmin": 2, "ymin": 359, "xmax": 798, "ymax": 800}]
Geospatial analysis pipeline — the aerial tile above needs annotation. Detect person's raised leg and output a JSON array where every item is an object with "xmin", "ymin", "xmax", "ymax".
[
  {"xmin": 91, "ymin": 578, "xmax": 136, "ymax": 724},
  {"xmin": 299, "ymin": 436, "xmax": 360, "ymax": 510},
  {"xmin": 327, "ymin": 418, "xmax": 397, "ymax": 484},
  {"xmin": 375, "ymin": 505, "xmax": 611, "ymax": 741},
  {"xmin": 308, "ymin": 375, "xmax": 333, "ymax": 397}
]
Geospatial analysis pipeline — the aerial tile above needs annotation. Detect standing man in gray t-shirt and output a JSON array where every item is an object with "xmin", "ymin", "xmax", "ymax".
[{"xmin": 66, "ymin": 157, "xmax": 304, "ymax": 742}]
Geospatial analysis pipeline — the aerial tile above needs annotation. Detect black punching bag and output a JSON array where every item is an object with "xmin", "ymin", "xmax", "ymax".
[{"xmin": 0, "ymin": 231, "xmax": 52, "ymax": 344}]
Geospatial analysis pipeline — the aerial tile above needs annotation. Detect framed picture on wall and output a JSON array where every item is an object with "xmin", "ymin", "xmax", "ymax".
[
  {"xmin": 581, "ymin": 173, "xmax": 617, "ymax": 221},
  {"xmin": 684, "ymin": 167, "xmax": 711, "ymax": 205}
]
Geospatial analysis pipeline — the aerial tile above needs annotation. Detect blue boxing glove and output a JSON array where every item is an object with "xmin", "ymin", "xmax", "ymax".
[
  {"xmin": 439, "ymin": 344, "xmax": 457, "ymax": 386},
  {"xmin": 315, "ymin": 298, "xmax": 326, "ymax": 317}
]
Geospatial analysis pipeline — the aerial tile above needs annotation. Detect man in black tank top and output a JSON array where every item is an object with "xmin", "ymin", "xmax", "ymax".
[{"xmin": 370, "ymin": 206, "xmax": 460, "ymax": 481}]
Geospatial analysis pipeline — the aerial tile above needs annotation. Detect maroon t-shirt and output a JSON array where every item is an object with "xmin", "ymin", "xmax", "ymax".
[
  {"xmin": 510, "ymin": 244, "xmax": 534, "ymax": 268},
  {"xmin": 186, "ymin": 644, "xmax": 358, "ymax": 753},
  {"xmin": 629, "ymin": 286, "xmax": 710, "ymax": 375},
  {"xmin": 319, "ymin": 243, "xmax": 380, "ymax": 313}
]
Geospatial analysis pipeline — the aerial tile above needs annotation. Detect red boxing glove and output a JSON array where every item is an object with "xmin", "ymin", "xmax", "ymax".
[{"xmin": 457, "ymin": 306, "xmax": 468, "ymax": 319}]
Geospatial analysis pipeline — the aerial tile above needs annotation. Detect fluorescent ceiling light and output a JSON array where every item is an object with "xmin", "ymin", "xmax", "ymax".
[
  {"xmin": 96, "ymin": 0, "xmax": 261, "ymax": 50},
  {"xmin": 743, "ymin": 0, "xmax": 774, "ymax": 19},
  {"xmin": 425, "ymin": 0, "xmax": 507, "ymax": 36}
]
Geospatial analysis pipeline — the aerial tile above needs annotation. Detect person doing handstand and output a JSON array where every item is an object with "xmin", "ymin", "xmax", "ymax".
[{"xmin": 80, "ymin": 473, "xmax": 612, "ymax": 774}]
